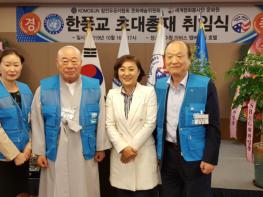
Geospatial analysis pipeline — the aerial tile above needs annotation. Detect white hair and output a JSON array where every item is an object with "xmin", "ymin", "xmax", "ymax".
[{"xmin": 57, "ymin": 45, "xmax": 81, "ymax": 58}]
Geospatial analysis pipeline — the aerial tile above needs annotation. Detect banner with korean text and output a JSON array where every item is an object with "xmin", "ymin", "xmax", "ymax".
[{"xmin": 16, "ymin": 5, "xmax": 263, "ymax": 43}]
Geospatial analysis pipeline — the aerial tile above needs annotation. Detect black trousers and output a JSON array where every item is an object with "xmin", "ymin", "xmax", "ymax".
[
  {"xmin": 114, "ymin": 186, "xmax": 158, "ymax": 197},
  {"xmin": 0, "ymin": 160, "xmax": 29, "ymax": 197},
  {"xmin": 160, "ymin": 141, "xmax": 212, "ymax": 197}
]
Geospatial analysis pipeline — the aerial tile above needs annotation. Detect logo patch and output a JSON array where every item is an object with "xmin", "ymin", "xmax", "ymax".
[
  {"xmin": 19, "ymin": 13, "xmax": 41, "ymax": 36},
  {"xmin": 232, "ymin": 14, "xmax": 251, "ymax": 33},
  {"xmin": 44, "ymin": 14, "xmax": 64, "ymax": 35}
]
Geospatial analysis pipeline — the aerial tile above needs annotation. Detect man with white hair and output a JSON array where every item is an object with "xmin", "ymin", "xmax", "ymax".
[
  {"xmin": 31, "ymin": 45, "xmax": 111, "ymax": 197},
  {"xmin": 155, "ymin": 41, "xmax": 221, "ymax": 197}
]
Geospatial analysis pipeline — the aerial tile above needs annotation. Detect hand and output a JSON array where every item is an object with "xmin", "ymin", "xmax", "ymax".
[
  {"xmin": 94, "ymin": 151, "xmax": 105, "ymax": 162},
  {"xmin": 200, "ymin": 161, "xmax": 215, "ymax": 174},
  {"xmin": 23, "ymin": 145, "xmax": 32, "ymax": 161},
  {"xmin": 120, "ymin": 146, "xmax": 137, "ymax": 164},
  {"xmin": 14, "ymin": 153, "xmax": 27, "ymax": 166},
  {"xmin": 37, "ymin": 155, "xmax": 48, "ymax": 168}
]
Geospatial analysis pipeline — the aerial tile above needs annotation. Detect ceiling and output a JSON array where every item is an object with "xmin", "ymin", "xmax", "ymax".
[{"xmin": 0, "ymin": 0, "xmax": 262, "ymax": 4}]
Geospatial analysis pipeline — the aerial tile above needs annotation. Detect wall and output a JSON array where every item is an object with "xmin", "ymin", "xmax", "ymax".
[{"xmin": 0, "ymin": 6, "xmax": 248, "ymax": 140}]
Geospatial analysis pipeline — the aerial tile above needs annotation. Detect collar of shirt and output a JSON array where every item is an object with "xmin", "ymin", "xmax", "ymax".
[
  {"xmin": 121, "ymin": 83, "xmax": 137, "ymax": 119},
  {"xmin": 166, "ymin": 72, "xmax": 188, "ymax": 90},
  {"xmin": 63, "ymin": 77, "xmax": 81, "ymax": 96},
  {"xmin": 120, "ymin": 83, "xmax": 137, "ymax": 97}
]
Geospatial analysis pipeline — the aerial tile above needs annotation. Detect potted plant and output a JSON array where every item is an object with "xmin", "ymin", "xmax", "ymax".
[{"xmin": 227, "ymin": 53, "xmax": 263, "ymax": 187}]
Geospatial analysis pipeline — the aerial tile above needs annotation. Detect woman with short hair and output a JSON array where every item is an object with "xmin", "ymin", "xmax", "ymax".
[{"xmin": 0, "ymin": 48, "xmax": 33, "ymax": 197}]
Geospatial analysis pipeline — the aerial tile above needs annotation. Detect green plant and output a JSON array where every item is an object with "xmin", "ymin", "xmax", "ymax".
[
  {"xmin": 0, "ymin": 38, "xmax": 9, "ymax": 49},
  {"xmin": 190, "ymin": 47, "xmax": 215, "ymax": 80},
  {"xmin": 227, "ymin": 53, "xmax": 263, "ymax": 133}
]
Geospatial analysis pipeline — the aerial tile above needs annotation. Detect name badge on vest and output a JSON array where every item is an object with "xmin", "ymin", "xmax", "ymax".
[
  {"xmin": 61, "ymin": 108, "xmax": 75, "ymax": 121},
  {"xmin": 90, "ymin": 112, "xmax": 98, "ymax": 124},
  {"xmin": 193, "ymin": 112, "xmax": 209, "ymax": 125}
]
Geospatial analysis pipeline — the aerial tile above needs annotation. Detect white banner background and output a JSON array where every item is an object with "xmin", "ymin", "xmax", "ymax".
[{"xmin": 16, "ymin": 5, "xmax": 263, "ymax": 43}]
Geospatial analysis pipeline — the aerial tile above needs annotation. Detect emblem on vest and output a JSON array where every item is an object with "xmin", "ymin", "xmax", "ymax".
[{"xmin": 90, "ymin": 112, "xmax": 98, "ymax": 124}]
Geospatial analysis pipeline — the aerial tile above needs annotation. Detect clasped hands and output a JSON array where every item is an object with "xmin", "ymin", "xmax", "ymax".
[
  {"xmin": 120, "ymin": 146, "xmax": 137, "ymax": 164},
  {"xmin": 14, "ymin": 145, "xmax": 31, "ymax": 166}
]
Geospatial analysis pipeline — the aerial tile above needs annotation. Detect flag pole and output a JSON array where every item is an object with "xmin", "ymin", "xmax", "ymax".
[
  {"xmin": 117, "ymin": 17, "xmax": 129, "ymax": 58},
  {"xmin": 198, "ymin": 12, "xmax": 204, "ymax": 29},
  {"xmin": 159, "ymin": 11, "xmax": 164, "ymax": 31},
  {"xmin": 86, "ymin": 17, "xmax": 91, "ymax": 34},
  {"xmin": 121, "ymin": 18, "xmax": 126, "ymax": 31}
]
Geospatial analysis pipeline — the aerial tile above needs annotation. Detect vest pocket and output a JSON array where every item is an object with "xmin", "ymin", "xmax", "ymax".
[
  {"xmin": 81, "ymin": 126, "xmax": 96, "ymax": 158},
  {"xmin": 6, "ymin": 130, "xmax": 28, "ymax": 151},
  {"xmin": 0, "ymin": 108, "xmax": 20, "ymax": 129},
  {"xmin": 80, "ymin": 104, "xmax": 99, "ymax": 159},
  {"xmin": 187, "ymin": 128, "xmax": 205, "ymax": 160},
  {"xmin": 42, "ymin": 106, "xmax": 59, "ymax": 127},
  {"xmin": 185, "ymin": 103, "xmax": 205, "ymax": 127},
  {"xmin": 88, "ymin": 132, "xmax": 96, "ymax": 153},
  {"xmin": 0, "ymin": 107, "xmax": 16, "ymax": 118},
  {"xmin": 187, "ymin": 130, "xmax": 205, "ymax": 150},
  {"xmin": 84, "ymin": 105, "xmax": 99, "ymax": 125}
]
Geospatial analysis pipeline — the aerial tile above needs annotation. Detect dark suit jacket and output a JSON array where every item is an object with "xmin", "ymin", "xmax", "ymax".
[{"xmin": 202, "ymin": 80, "xmax": 221, "ymax": 165}]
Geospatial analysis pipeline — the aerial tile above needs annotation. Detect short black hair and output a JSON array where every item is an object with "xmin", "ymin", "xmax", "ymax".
[
  {"xmin": 0, "ymin": 48, "xmax": 25, "ymax": 63},
  {"xmin": 113, "ymin": 55, "xmax": 145, "ymax": 82},
  {"xmin": 164, "ymin": 40, "xmax": 192, "ymax": 58}
]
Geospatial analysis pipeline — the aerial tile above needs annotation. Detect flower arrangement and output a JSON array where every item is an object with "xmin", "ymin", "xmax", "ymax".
[{"xmin": 227, "ymin": 53, "xmax": 263, "ymax": 134}]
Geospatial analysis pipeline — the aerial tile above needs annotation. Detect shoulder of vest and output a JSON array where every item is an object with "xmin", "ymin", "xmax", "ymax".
[
  {"xmin": 0, "ymin": 82, "xmax": 9, "ymax": 96},
  {"xmin": 0, "ymin": 81, "xmax": 32, "ymax": 96},
  {"xmin": 189, "ymin": 73, "xmax": 210, "ymax": 81},
  {"xmin": 40, "ymin": 75, "xmax": 59, "ymax": 89},
  {"xmin": 16, "ymin": 81, "xmax": 32, "ymax": 95},
  {"xmin": 188, "ymin": 73, "xmax": 210, "ymax": 86},
  {"xmin": 155, "ymin": 76, "xmax": 169, "ymax": 89},
  {"xmin": 81, "ymin": 75, "xmax": 100, "ymax": 88}
]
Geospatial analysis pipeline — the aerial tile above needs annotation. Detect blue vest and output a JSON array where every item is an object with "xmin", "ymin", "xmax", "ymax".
[
  {"xmin": 0, "ymin": 81, "xmax": 33, "ymax": 159},
  {"xmin": 155, "ymin": 73, "xmax": 209, "ymax": 161},
  {"xmin": 40, "ymin": 75, "xmax": 101, "ymax": 161}
]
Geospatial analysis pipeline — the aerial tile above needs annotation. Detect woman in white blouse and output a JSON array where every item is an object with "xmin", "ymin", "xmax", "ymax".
[{"xmin": 106, "ymin": 55, "xmax": 159, "ymax": 197}]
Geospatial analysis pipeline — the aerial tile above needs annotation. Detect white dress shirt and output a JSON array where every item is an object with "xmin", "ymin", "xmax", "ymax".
[{"xmin": 166, "ymin": 72, "xmax": 188, "ymax": 143}]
